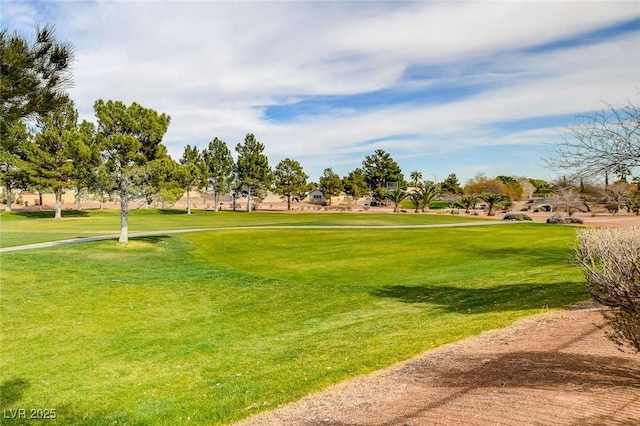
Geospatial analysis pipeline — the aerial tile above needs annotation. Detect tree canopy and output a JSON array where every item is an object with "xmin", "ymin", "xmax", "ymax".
[
  {"xmin": 440, "ymin": 173, "xmax": 462, "ymax": 195},
  {"xmin": 0, "ymin": 120, "xmax": 31, "ymax": 211},
  {"xmin": 319, "ymin": 168, "xmax": 343, "ymax": 205},
  {"xmin": 362, "ymin": 149, "xmax": 404, "ymax": 198},
  {"xmin": 178, "ymin": 144, "xmax": 205, "ymax": 214},
  {"xmin": 94, "ymin": 99, "xmax": 171, "ymax": 243},
  {"xmin": 274, "ymin": 158, "xmax": 308, "ymax": 210},
  {"xmin": 203, "ymin": 137, "xmax": 234, "ymax": 211},
  {"xmin": 235, "ymin": 133, "xmax": 273, "ymax": 212},
  {"xmin": 343, "ymin": 168, "xmax": 369, "ymax": 204},
  {"xmin": 27, "ymin": 97, "xmax": 87, "ymax": 218},
  {"xmin": 1, "ymin": 25, "xmax": 74, "ymax": 140}
]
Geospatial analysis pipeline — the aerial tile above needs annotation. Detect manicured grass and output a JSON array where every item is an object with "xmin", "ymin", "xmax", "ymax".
[
  {"xmin": 0, "ymin": 209, "xmax": 481, "ymax": 248},
  {"xmin": 0, "ymin": 219, "xmax": 586, "ymax": 424}
]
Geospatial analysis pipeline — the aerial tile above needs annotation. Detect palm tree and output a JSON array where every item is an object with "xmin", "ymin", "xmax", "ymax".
[
  {"xmin": 410, "ymin": 171, "xmax": 422, "ymax": 188},
  {"xmin": 458, "ymin": 195, "xmax": 478, "ymax": 214},
  {"xmin": 384, "ymin": 188, "xmax": 409, "ymax": 212},
  {"xmin": 418, "ymin": 181, "xmax": 441, "ymax": 212},
  {"xmin": 408, "ymin": 190, "xmax": 423, "ymax": 213},
  {"xmin": 480, "ymin": 193, "xmax": 505, "ymax": 216},
  {"xmin": 615, "ymin": 165, "xmax": 632, "ymax": 182}
]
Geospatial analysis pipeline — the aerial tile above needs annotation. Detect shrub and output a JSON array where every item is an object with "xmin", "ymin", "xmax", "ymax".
[
  {"xmin": 546, "ymin": 216, "xmax": 566, "ymax": 224},
  {"xmin": 576, "ymin": 227, "xmax": 640, "ymax": 353},
  {"xmin": 503, "ymin": 213, "xmax": 532, "ymax": 221},
  {"xmin": 546, "ymin": 216, "xmax": 584, "ymax": 225},
  {"xmin": 565, "ymin": 217, "xmax": 584, "ymax": 224}
]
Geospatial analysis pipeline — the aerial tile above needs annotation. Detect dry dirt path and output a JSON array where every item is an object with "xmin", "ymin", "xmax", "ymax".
[{"xmin": 237, "ymin": 303, "xmax": 640, "ymax": 426}]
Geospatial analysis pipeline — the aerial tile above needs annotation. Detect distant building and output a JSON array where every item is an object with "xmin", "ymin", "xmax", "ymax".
[{"xmin": 307, "ymin": 189, "xmax": 327, "ymax": 205}]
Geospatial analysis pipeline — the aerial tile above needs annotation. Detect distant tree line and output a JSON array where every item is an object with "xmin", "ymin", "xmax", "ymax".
[{"xmin": 2, "ymin": 25, "xmax": 639, "ymax": 241}]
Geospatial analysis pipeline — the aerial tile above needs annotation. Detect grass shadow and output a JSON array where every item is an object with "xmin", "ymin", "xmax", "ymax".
[
  {"xmin": 372, "ymin": 281, "xmax": 586, "ymax": 314},
  {"xmin": 388, "ymin": 349, "xmax": 640, "ymax": 425},
  {"xmin": 157, "ymin": 209, "xmax": 189, "ymax": 215},
  {"xmin": 128, "ymin": 235, "xmax": 172, "ymax": 244},
  {"xmin": 0, "ymin": 378, "xmax": 30, "ymax": 408},
  {"xmin": 464, "ymin": 246, "xmax": 576, "ymax": 268},
  {"xmin": 10, "ymin": 210, "xmax": 90, "ymax": 219},
  {"xmin": 418, "ymin": 351, "xmax": 640, "ymax": 389}
]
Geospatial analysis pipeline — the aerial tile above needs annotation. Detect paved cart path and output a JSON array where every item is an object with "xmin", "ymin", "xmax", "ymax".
[{"xmin": 0, "ymin": 220, "xmax": 514, "ymax": 253}]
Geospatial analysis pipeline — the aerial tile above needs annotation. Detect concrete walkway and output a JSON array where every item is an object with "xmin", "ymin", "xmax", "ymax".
[{"xmin": 0, "ymin": 220, "xmax": 515, "ymax": 253}]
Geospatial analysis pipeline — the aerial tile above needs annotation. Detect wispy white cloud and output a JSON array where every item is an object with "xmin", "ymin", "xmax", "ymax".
[{"xmin": 3, "ymin": 0, "xmax": 639, "ymax": 181}]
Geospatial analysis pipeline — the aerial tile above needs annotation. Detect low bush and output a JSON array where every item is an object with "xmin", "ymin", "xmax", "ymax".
[
  {"xmin": 546, "ymin": 216, "xmax": 566, "ymax": 224},
  {"xmin": 576, "ymin": 227, "xmax": 640, "ymax": 353},
  {"xmin": 503, "ymin": 213, "xmax": 532, "ymax": 221},
  {"xmin": 565, "ymin": 217, "xmax": 584, "ymax": 224},
  {"xmin": 547, "ymin": 217, "xmax": 584, "ymax": 224}
]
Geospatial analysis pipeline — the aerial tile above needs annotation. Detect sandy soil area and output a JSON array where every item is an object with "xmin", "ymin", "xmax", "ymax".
[
  {"xmin": 8, "ymin": 193, "xmax": 640, "ymax": 228},
  {"xmin": 238, "ymin": 303, "xmax": 639, "ymax": 426}
]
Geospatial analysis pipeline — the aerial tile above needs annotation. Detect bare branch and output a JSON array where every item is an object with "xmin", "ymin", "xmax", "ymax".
[{"xmin": 546, "ymin": 100, "xmax": 640, "ymax": 180}]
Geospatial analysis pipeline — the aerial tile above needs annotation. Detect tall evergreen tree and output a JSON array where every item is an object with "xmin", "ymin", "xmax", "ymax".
[
  {"xmin": 139, "ymin": 146, "xmax": 183, "ymax": 209},
  {"xmin": 1, "ymin": 25, "xmax": 74, "ymax": 141},
  {"xmin": 343, "ymin": 168, "xmax": 369, "ymax": 206},
  {"xmin": 178, "ymin": 144, "xmax": 205, "ymax": 214},
  {"xmin": 362, "ymin": 149, "xmax": 404, "ymax": 200},
  {"xmin": 440, "ymin": 173, "xmax": 463, "ymax": 195},
  {"xmin": 27, "ymin": 97, "xmax": 89, "ymax": 218},
  {"xmin": 319, "ymin": 168, "xmax": 343, "ymax": 206},
  {"xmin": 94, "ymin": 99, "xmax": 170, "ymax": 243},
  {"xmin": 68, "ymin": 120, "xmax": 100, "ymax": 211},
  {"xmin": 274, "ymin": 158, "xmax": 308, "ymax": 210},
  {"xmin": 235, "ymin": 133, "xmax": 272, "ymax": 212},
  {"xmin": 0, "ymin": 120, "xmax": 31, "ymax": 211},
  {"xmin": 202, "ymin": 137, "xmax": 235, "ymax": 211}
]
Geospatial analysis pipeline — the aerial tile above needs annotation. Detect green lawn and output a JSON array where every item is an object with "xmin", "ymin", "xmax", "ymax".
[
  {"xmin": 0, "ymin": 213, "xmax": 586, "ymax": 424},
  {"xmin": 0, "ymin": 209, "xmax": 480, "ymax": 248}
]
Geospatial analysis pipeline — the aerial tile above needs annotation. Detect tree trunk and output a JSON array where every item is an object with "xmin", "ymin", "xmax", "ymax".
[
  {"xmin": 55, "ymin": 187, "xmax": 62, "ymax": 219},
  {"xmin": 4, "ymin": 183, "xmax": 12, "ymax": 212},
  {"xmin": 247, "ymin": 193, "xmax": 252, "ymax": 212},
  {"xmin": 187, "ymin": 187, "xmax": 192, "ymax": 214},
  {"xmin": 119, "ymin": 196, "xmax": 128, "ymax": 244},
  {"xmin": 287, "ymin": 194, "xmax": 291, "ymax": 211},
  {"xmin": 38, "ymin": 191, "xmax": 43, "ymax": 210},
  {"xmin": 75, "ymin": 187, "xmax": 82, "ymax": 211},
  {"xmin": 214, "ymin": 191, "xmax": 220, "ymax": 212}
]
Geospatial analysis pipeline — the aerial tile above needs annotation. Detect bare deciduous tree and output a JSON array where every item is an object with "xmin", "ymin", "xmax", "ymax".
[
  {"xmin": 547, "ymin": 100, "xmax": 639, "ymax": 179},
  {"xmin": 576, "ymin": 227, "xmax": 640, "ymax": 353},
  {"xmin": 606, "ymin": 181, "xmax": 632, "ymax": 216},
  {"xmin": 551, "ymin": 186, "xmax": 581, "ymax": 216}
]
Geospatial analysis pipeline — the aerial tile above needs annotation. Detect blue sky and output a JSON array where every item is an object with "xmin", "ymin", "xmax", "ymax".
[{"xmin": 3, "ymin": 0, "xmax": 639, "ymax": 184}]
